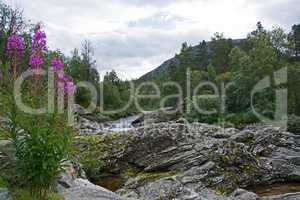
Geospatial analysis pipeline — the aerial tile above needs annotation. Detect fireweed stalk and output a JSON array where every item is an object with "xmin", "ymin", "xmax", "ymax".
[
  {"xmin": 51, "ymin": 58, "xmax": 76, "ymax": 94},
  {"xmin": 6, "ymin": 29, "xmax": 25, "ymax": 151},
  {"xmin": 51, "ymin": 57, "xmax": 76, "ymax": 107},
  {"xmin": 7, "ymin": 34, "xmax": 25, "ymax": 79},
  {"xmin": 29, "ymin": 24, "xmax": 46, "ymax": 69},
  {"xmin": 29, "ymin": 23, "xmax": 47, "ymax": 95}
]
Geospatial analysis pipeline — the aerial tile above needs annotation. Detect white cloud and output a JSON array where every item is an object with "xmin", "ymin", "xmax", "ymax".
[{"xmin": 128, "ymin": 12, "xmax": 187, "ymax": 30}]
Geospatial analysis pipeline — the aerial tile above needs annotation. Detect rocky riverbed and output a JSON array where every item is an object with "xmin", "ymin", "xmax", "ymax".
[
  {"xmin": 74, "ymin": 105, "xmax": 181, "ymax": 135},
  {"xmin": 1, "ymin": 109, "xmax": 300, "ymax": 200},
  {"xmin": 73, "ymin": 118, "xmax": 300, "ymax": 200}
]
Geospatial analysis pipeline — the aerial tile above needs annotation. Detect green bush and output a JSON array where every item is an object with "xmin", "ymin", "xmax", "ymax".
[
  {"xmin": 226, "ymin": 112, "xmax": 259, "ymax": 128},
  {"xmin": 75, "ymin": 87, "xmax": 93, "ymax": 108},
  {"xmin": 0, "ymin": 21, "xmax": 76, "ymax": 200},
  {"xmin": 288, "ymin": 115, "xmax": 300, "ymax": 134},
  {"xmin": 15, "ymin": 114, "xmax": 72, "ymax": 199},
  {"xmin": 185, "ymin": 97, "xmax": 220, "ymax": 123}
]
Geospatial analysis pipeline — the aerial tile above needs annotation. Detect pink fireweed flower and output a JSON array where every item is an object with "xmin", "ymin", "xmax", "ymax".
[
  {"xmin": 57, "ymin": 73, "xmax": 69, "ymax": 82},
  {"xmin": 51, "ymin": 58, "xmax": 64, "ymax": 72},
  {"xmin": 32, "ymin": 30, "xmax": 47, "ymax": 51},
  {"xmin": 57, "ymin": 73, "xmax": 76, "ymax": 94},
  {"xmin": 7, "ymin": 34, "xmax": 25, "ymax": 58},
  {"xmin": 29, "ymin": 54, "xmax": 44, "ymax": 68},
  {"xmin": 65, "ymin": 81, "xmax": 76, "ymax": 94},
  {"xmin": 29, "ymin": 24, "xmax": 47, "ymax": 69}
]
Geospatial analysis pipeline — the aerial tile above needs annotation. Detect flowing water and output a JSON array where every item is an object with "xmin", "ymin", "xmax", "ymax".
[{"xmin": 103, "ymin": 115, "xmax": 141, "ymax": 132}]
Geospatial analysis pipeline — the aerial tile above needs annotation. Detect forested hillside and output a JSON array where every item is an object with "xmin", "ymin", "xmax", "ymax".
[{"xmin": 133, "ymin": 22, "xmax": 300, "ymax": 130}]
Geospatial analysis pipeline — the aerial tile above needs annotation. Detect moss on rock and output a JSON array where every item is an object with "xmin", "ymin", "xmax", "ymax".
[
  {"xmin": 136, "ymin": 171, "xmax": 178, "ymax": 181},
  {"xmin": 0, "ymin": 176, "xmax": 7, "ymax": 188},
  {"xmin": 73, "ymin": 133, "xmax": 134, "ymax": 187}
]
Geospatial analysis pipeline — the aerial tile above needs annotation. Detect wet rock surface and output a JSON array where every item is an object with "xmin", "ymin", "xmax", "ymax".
[
  {"xmin": 75, "ymin": 105, "xmax": 180, "ymax": 135},
  {"xmin": 264, "ymin": 192, "xmax": 300, "ymax": 200},
  {"xmin": 75, "ymin": 114, "xmax": 141, "ymax": 135}
]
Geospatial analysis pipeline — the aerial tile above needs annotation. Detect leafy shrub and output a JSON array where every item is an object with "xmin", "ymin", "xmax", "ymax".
[
  {"xmin": 185, "ymin": 97, "xmax": 220, "ymax": 123},
  {"xmin": 16, "ymin": 114, "xmax": 72, "ymax": 198},
  {"xmin": 288, "ymin": 115, "xmax": 300, "ymax": 134},
  {"xmin": 75, "ymin": 87, "xmax": 93, "ymax": 108},
  {"xmin": 226, "ymin": 112, "xmax": 259, "ymax": 128},
  {"xmin": 0, "ymin": 23, "xmax": 75, "ymax": 200}
]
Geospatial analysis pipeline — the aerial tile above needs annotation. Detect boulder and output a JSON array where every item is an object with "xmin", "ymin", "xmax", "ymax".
[
  {"xmin": 56, "ymin": 159, "xmax": 135, "ymax": 200},
  {"xmin": 231, "ymin": 189, "xmax": 261, "ymax": 200},
  {"xmin": 132, "ymin": 107, "xmax": 181, "ymax": 127},
  {"xmin": 263, "ymin": 192, "xmax": 300, "ymax": 200},
  {"xmin": 75, "ymin": 117, "xmax": 105, "ymax": 135},
  {"xmin": 0, "ymin": 188, "xmax": 11, "ymax": 200},
  {"xmin": 74, "ymin": 104, "xmax": 90, "ymax": 115},
  {"xmin": 61, "ymin": 178, "xmax": 136, "ymax": 200},
  {"xmin": 56, "ymin": 161, "xmax": 87, "ymax": 192}
]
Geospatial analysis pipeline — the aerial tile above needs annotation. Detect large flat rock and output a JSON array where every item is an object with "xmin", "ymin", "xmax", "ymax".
[{"xmin": 61, "ymin": 179, "xmax": 136, "ymax": 200}]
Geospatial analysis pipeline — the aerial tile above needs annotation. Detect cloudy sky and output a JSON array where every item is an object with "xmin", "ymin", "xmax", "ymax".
[{"xmin": 4, "ymin": 0, "xmax": 300, "ymax": 79}]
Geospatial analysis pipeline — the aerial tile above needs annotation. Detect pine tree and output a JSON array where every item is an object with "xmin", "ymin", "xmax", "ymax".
[{"xmin": 288, "ymin": 24, "xmax": 300, "ymax": 59}]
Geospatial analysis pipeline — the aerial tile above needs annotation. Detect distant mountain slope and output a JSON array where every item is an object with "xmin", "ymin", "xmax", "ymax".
[
  {"xmin": 139, "ymin": 38, "xmax": 245, "ymax": 81},
  {"xmin": 139, "ymin": 57, "xmax": 180, "ymax": 81}
]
